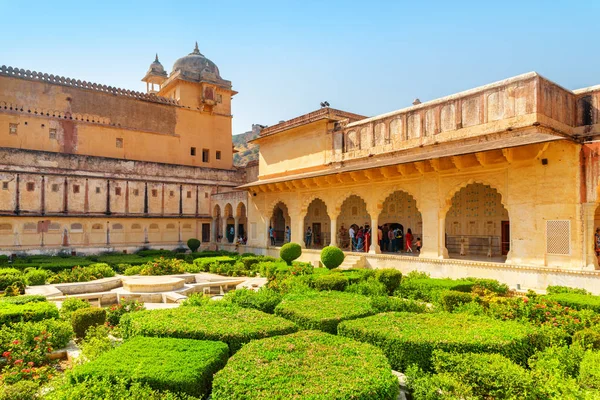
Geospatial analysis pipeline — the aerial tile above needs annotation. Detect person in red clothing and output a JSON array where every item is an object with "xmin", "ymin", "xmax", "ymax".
[
  {"xmin": 405, "ymin": 228, "xmax": 414, "ymax": 253},
  {"xmin": 364, "ymin": 225, "xmax": 371, "ymax": 253}
]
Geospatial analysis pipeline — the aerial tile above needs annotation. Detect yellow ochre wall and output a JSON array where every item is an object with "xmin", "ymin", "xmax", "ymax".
[{"xmin": 0, "ymin": 75, "xmax": 233, "ymax": 169}]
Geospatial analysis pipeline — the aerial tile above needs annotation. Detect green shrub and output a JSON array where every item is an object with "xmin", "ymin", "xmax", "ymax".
[
  {"xmin": 0, "ymin": 301, "xmax": 59, "ymax": 325},
  {"xmin": 280, "ymin": 242, "xmax": 301, "ymax": 265},
  {"xmin": 60, "ymin": 298, "xmax": 91, "ymax": 320},
  {"xmin": 135, "ymin": 249, "xmax": 174, "ymax": 257},
  {"xmin": 528, "ymin": 345, "xmax": 588, "ymax": 398},
  {"xmin": 547, "ymin": 285, "xmax": 590, "ymax": 296},
  {"xmin": 432, "ymin": 350, "xmax": 533, "ymax": 399},
  {"xmin": 0, "ymin": 380, "xmax": 40, "ymax": 400},
  {"xmin": 375, "ymin": 269, "xmax": 402, "ymax": 295},
  {"xmin": 71, "ymin": 307, "xmax": 106, "ymax": 339},
  {"xmin": 223, "ymin": 288, "xmax": 282, "ymax": 314},
  {"xmin": 274, "ymin": 291, "xmax": 375, "ymax": 334},
  {"xmin": 342, "ymin": 268, "xmax": 375, "ymax": 284},
  {"xmin": 71, "ymin": 336, "xmax": 228, "ymax": 397},
  {"xmin": 345, "ymin": 278, "xmax": 387, "ymax": 297},
  {"xmin": 312, "ymin": 273, "xmax": 349, "ymax": 291},
  {"xmin": 46, "ymin": 264, "xmax": 115, "ymax": 284},
  {"xmin": 192, "ymin": 256, "xmax": 236, "ymax": 272},
  {"xmin": 0, "ymin": 268, "xmax": 24, "ymax": 291},
  {"xmin": 124, "ymin": 265, "xmax": 143, "ymax": 275},
  {"xmin": 579, "ymin": 350, "xmax": 600, "ymax": 389},
  {"xmin": 338, "ymin": 312, "xmax": 544, "ymax": 371},
  {"xmin": 320, "ymin": 246, "xmax": 345, "ymax": 269},
  {"xmin": 370, "ymin": 296, "xmax": 428, "ymax": 313},
  {"xmin": 0, "ymin": 295, "xmax": 46, "ymax": 305},
  {"xmin": 212, "ymin": 330, "xmax": 399, "ymax": 400},
  {"xmin": 395, "ymin": 278, "xmax": 474, "ymax": 302},
  {"xmin": 4, "ymin": 281, "xmax": 25, "ymax": 296},
  {"xmin": 469, "ymin": 278, "xmax": 509, "ymax": 295},
  {"xmin": 140, "ymin": 257, "xmax": 184, "ymax": 275},
  {"xmin": 404, "ymin": 364, "xmax": 474, "ymax": 400},
  {"xmin": 0, "ymin": 319, "xmax": 73, "ymax": 351},
  {"xmin": 45, "ymin": 377, "xmax": 196, "ymax": 400},
  {"xmin": 546, "ymin": 293, "xmax": 600, "ymax": 313},
  {"xmin": 120, "ymin": 305, "xmax": 297, "ymax": 353},
  {"xmin": 573, "ymin": 328, "xmax": 600, "ymax": 350},
  {"xmin": 106, "ymin": 299, "xmax": 145, "ymax": 327},
  {"xmin": 24, "ymin": 269, "xmax": 47, "ymax": 286},
  {"xmin": 186, "ymin": 238, "xmax": 200, "ymax": 253},
  {"xmin": 440, "ymin": 290, "xmax": 474, "ymax": 312}
]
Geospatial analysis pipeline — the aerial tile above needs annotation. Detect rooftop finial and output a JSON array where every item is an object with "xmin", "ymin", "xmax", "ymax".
[
  {"xmin": 193, "ymin": 41, "xmax": 200, "ymax": 55},
  {"xmin": 155, "ymin": 53, "xmax": 159, "ymax": 62}
]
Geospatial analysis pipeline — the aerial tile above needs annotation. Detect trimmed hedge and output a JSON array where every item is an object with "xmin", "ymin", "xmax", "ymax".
[
  {"xmin": 223, "ymin": 288, "xmax": 282, "ymax": 314},
  {"xmin": 0, "ymin": 268, "xmax": 24, "ymax": 291},
  {"xmin": 0, "ymin": 300, "xmax": 59, "ymax": 325},
  {"xmin": 395, "ymin": 278, "xmax": 474, "ymax": 302},
  {"xmin": 187, "ymin": 238, "xmax": 201, "ymax": 252},
  {"xmin": 71, "ymin": 307, "xmax": 106, "ymax": 338},
  {"xmin": 120, "ymin": 305, "xmax": 297, "ymax": 353},
  {"xmin": 211, "ymin": 330, "xmax": 399, "ymax": 400},
  {"xmin": 192, "ymin": 256, "xmax": 237, "ymax": 272},
  {"xmin": 546, "ymin": 293, "xmax": 600, "ymax": 313},
  {"xmin": 370, "ymin": 296, "xmax": 428, "ymax": 313},
  {"xmin": 338, "ymin": 312, "xmax": 544, "ymax": 371},
  {"xmin": 579, "ymin": 350, "xmax": 600, "ymax": 389},
  {"xmin": 0, "ymin": 295, "xmax": 46, "ymax": 305},
  {"xmin": 375, "ymin": 269, "xmax": 403, "ymax": 295},
  {"xmin": 280, "ymin": 243, "xmax": 301, "ymax": 265},
  {"xmin": 71, "ymin": 336, "xmax": 229, "ymax": 397},
  {"xmin": 274, "ymin": 291, "xmax": 375, "ymax": 334},
  {"xmin": 0, "ymin": 318, "xmax": 73, "ymax": 351},
  {"xmin": 440, "ymin": 290, "xmax": 474, "ymax": 312},
  {"xmin": 546, "ymin": 285, "xmax": 590, "ymax": 295},
  {"xmin": 320, "ymin": 246, "xmax": 345, "ymax": 269},
  {"xmin": 312, "ymin": 273, "xmax": 349, "ymax": 291}
]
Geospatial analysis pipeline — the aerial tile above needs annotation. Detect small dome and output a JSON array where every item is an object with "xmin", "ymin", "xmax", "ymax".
[
  {"xmin": 147, "ymin": 54, "xmax": 166, "ymax": 77},
  {"xmin": 171, "ymin": 42, "xmax": 221, "ymax": 80}
]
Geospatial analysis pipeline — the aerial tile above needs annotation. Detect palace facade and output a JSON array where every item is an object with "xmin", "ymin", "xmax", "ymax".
[
  {"xmin": 0, "ymin": 44, "xmax": 249, "ymax": 253},
  {"xmin": 241, "ymin": 72, "xmax": 600, "ymax": 292}
]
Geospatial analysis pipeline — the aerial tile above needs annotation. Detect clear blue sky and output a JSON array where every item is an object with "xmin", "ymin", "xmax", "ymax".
[{"xmin": 1, "ymin": 0, "xmax": 598, "ymax": 134}]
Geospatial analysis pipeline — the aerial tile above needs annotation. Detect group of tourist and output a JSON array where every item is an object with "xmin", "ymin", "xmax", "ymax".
[
  {"xmin": 377, "ymin": 224, "xmax": 421, "ymax": 253},
  {"xmin": 268, "ymin": 225, "xmax": 292, "ymax": 245}
]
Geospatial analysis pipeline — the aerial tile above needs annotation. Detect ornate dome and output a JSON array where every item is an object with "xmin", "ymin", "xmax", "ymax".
[
  {"xmin": 147, "ymin": 54, "xmax": 166, "ymax": 77},
  {"xmin": 171, "ymin": 42, "xmax": 221, "ymax": 80}
]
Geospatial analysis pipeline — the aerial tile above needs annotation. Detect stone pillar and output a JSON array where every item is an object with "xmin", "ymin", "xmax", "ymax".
[
  {"xmin": 584, "ymin": 202, "xmax": 598, "ymax": 270},
  {"xmin": 330, "ymin": 217, "xmax": 337, "ymax": 247},
  {"xmin": 292, "ymin": 212, "xmax": 305, "ymax": 248},
  {"xmin": 212, "ymin": 218, "xmax": 218, "ymax": 243},
  {"xmin": 234, "ymin": 217, "xmax": 239, "ymax": 241},
  {"xmin": 369, "ymin": 216, "xmax": 380, "ymax": 254},
  {"xmin": 222, "ymin": 218, "xmax": 228, "ymax": 244}
]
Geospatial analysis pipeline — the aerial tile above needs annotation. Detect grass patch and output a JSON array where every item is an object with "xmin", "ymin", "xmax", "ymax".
[
  {"xmin": 545, "ymin": 293, "xmax": 600, "ymax": 313},
  {"xmin": 211, "ymin": 330, "xmax": 399, "ymax": 400},
  {"xmin": 0, "ymin": 300, "xmax": 59, "ymax": 325}
]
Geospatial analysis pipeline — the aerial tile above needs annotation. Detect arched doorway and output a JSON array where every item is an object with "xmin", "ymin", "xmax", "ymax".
[
  {"xmin": 379, "ymin": 191, "xmax": 422, "ymax": 254},
  {"xmin": 337, "ymin": 195, "xmax": 371, "ymax": 252},
  {"xmin": 445, "ymin": 183, "xmax": 509, "ymax": 262},
  {"xmin": 270, "ymin": 202, "xmax": 290, "ymax": 246},
  {"xmin": 236, "ymin": 202, "xmax": 247, "ymax": 241},
  {"xmin": 224, "ymin": 203, "xmax": 235, "ymax": 243},
  {"xmin": 304, "ymin": 198, "xmax": 330, "ymax": 249},
  {"xmin": 213, "ymin": 204, "xmax": 222, "ymax": 242}
]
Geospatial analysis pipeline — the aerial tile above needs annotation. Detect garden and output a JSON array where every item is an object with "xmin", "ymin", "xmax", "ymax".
[{"xmin": 1, "ymin": 242, "xmax": 600, "ymax": 399}]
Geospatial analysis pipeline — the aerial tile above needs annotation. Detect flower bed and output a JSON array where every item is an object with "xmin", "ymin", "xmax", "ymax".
[
  {"xmin": 211, "ymin": 330, "xmax": 399, "ymax": 400},
  {"xmin": 70, "ymin": 336, "xmax": 229, "ymax": 397},
  {"xmin": 274, "ymin": 291, "xmax": 375, "ymax": 334},
  {"xmin": 0, "ymin": 301, "xmax": 59, "ymax": 325},
  {"xmin": 338, "ymin": 312, "xmax": 543, "ymax": 371},
  {"xmin": 120, "ymin": 305, "xmax": 297, "ymax": 353}
]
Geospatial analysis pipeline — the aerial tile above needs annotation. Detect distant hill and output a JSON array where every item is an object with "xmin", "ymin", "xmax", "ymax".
[{"xmin": 233, "ymin": 124, "xmax": 263, "ymax": 167}]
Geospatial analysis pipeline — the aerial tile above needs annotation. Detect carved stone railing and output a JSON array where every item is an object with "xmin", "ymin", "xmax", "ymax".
[
  {"xmin": 0, "ymin": 65, "xmax": 179, "ymax": 106},
  {"xmin": 330, "ymin": 72, "xmax": 581, "ymax": 163}
]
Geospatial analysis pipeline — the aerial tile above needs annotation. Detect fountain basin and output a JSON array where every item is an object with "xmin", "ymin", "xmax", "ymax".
[{"xmin": 122, "ymin": 277, "xmax": 185, "ymax": 293}]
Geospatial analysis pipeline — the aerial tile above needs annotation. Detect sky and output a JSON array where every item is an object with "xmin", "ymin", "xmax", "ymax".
[{"xmin": 1, "ymin": 0, "xmax": 599, "ymax": 135}]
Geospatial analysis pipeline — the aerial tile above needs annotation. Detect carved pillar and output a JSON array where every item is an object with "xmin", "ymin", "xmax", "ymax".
[
  {"xmin": 212, "ymin": 217, "xmax": 218, "ymax": 243},
  {"xmin": 234, "ymin": 217, "xmax": 239, "ymax": 241},
  {"xmin": 292, "ymin": 211, "xmax": 304, "ymax": 249},
  {"xmin": 330, "ymin": 216, "xmax": 338, "ymax": 247},
  {"xmin": 369, "ymin": 215, "xmax": 380, "ymax": 254},
  {"xmin": 222, "ymin": 217, "xmax": 228, "ymax": 244}
]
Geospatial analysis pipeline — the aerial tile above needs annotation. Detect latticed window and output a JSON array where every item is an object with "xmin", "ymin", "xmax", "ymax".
[{"xmin": 546, "ymin": 220, "xmax": 570, "ymax": 255}]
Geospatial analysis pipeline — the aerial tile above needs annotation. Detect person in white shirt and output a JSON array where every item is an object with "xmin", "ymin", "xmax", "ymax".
[{"xmin": 349, "ymin": 226, "xmax": 356, "ymax": 251}]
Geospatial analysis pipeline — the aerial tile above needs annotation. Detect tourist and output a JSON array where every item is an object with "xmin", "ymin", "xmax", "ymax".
[
  {"xmin": 595, "ymin": 228, "xmax": 600, "ymax": 256},
  {"xmin": 305, "ymin": 227, "xmax": 313, "ymax": 248},
  {"xmin": 349, "ymin": 225, "xmax": 356, "ymax": 251},
  {"xmin": 356, "ymin": 226, "xmax": 364, "ymax": 252},
  {"xmin": 378, "ymin": 226, "xmax": 383, "ymax": 250},
  {"xmin": 382, "ymin": 224, "xmax": 389, "ymax": 252},
  {"xmin": 395, "ymin": 227, "xmax": 403, "ymax": 253},
  {"xmin": 388, "ymin": 227, "xmax": 395, "ymax": 253},
  {"xmin": 405, "ymin": 228, "xmax": 413, "ymax": 253},
  {"xmin": 269, "ymin": 226, "xmax": 275, "ymax": 246},
  {"xmin": 285, "ymin": 226, "xmax": 291, "ymax": 243},
  {"xmin": 365, "ymin": 225, "xmax": 371, "ymax": 253},
  {"xmin": 415, "ymin": 237, "xmax": 422, "ymax": 252}
]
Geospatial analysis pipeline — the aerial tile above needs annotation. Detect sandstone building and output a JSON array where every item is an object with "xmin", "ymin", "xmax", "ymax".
[
  {"xmin": 241, "ymin": 72, "xmax": 600, "ymax": 292},
  {"xmin": 0, "ymin": 43, "xmax": 248, "ymax": 252}
]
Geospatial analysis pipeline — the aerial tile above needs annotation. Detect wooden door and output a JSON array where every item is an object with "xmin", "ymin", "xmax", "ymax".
[
  {"xmin": 501, "ymin": 221, "xmax": 510, "ymax": 255},
  {"xmin": 201, "ymin": 223, "xmax": 210, "ymax": 243}
]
